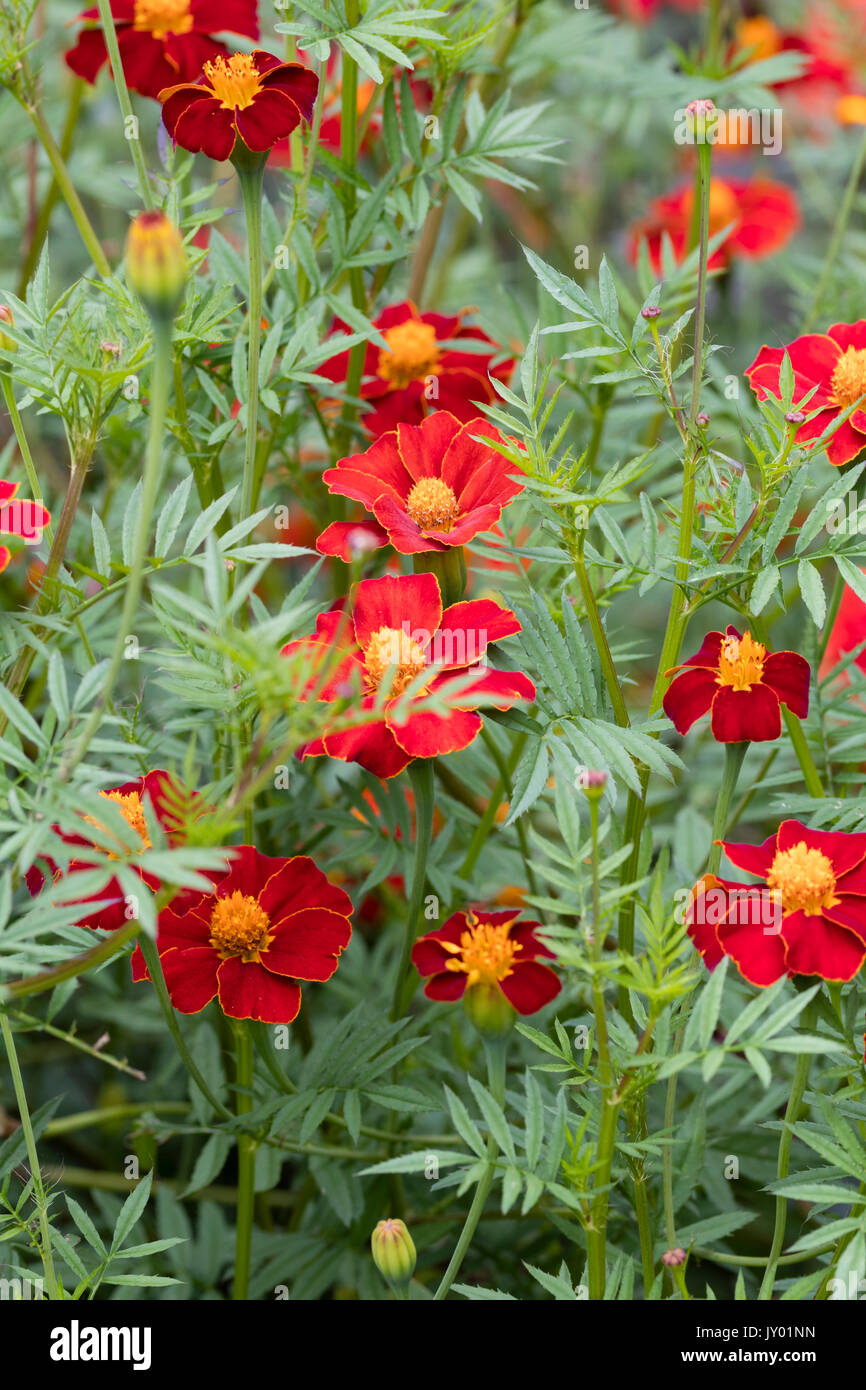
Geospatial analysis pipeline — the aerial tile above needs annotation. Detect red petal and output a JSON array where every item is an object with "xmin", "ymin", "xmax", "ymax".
[
  {"xmin": 216, "ymin": 957, "xmax": 302, "ymax": 1023},
  {"xmin": 264, "ymin": 908, "xmax": 351, "ymax": 981},
  {"xmin": 161, "ymin": 945, "xmax": 220, "ymax": 1013},
  {"xmin": 710, "ymin": 683, "xmax": 781, "ymax": 742},
  {"xmin": 65, "ymin": 28, "xmax": 110, "ymax": 84},
  {"xmin": 780, "ymin": 909, "xmax": 866, "ymax": 981},
  {"xmin": 388, "ymin": 706, "xmax": 483, "ymax": 759},
  {"xmin": 423, "ymin": 971, "xmax": 466, "ymax": 1002},
  {"xmin": 716, "ymin": 892, "xmax": 788, "ymax": 986},
  {"xmin": 351, "ymin": 572, "xmax": 442, "ymax": 650},
  {"xmin": 662, "ymin": 666, "xmax": 717, "ymax": 734},
  {"xmin": 761, "ymin": 651, "xmax": 810, "ymax": 718},
  {"xmin": 235, "ymin": 87, "xmax": 306, "ymax": 152},
  {"xmin": 721, "ymin": 832, "xmax": 778, "ymax": 878},
  {"xmin": 499, "ymin": 961, "xmax": 561, "ymax": 1014},
  {"xmin": 776, "ymin": 820, "xmax": 866, "ymax": 877}
]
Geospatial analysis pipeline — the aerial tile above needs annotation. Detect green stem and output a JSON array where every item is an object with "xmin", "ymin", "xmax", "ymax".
[
  {"xmin": 94, "ymin": 0, "xmax": 154, "ymax": 209},
  {"xmin": 391, "ymin": 758, "xmax": 435, "ymax": 1019},
  {"xmin": 0, "ymin": 1009, "xmax": 58, "ymax": 1297},
  {"xmin": 22, "ymin": 95, "xmax": 111, "ymax": 277},
  {"xmin": 237, "ymin": 164, "xmax": 265, "ymax": 518},
  {"xmin": 232, "ymin": 1021, "xmax": 256, "ymax": 1300},
  {"xmin": 587, "ymin": 790, "xmax": 618, "ymax": 1299},
  {"xmin": 571, "ymin": 532, "xmax": 629, "ymax": 727},
  {"xmin": 750, "ymin": 616, "xmax": 824, "ymax": 797},
  {"xmin": 59, "ymin": 318, "xmax": 173, "ymax": 779},
  {"xmin": 757, "ymin": 998, "xmax": 819, "ymax": 1300},
  {"xmin": 18, "ymin": 79, "xmax": 85, "ymax": 297},
  {"xmin": 0, "ymin": 917, "xmax": 141, "ymax": 1002},
  {"xmin": 802, "ymin": 126, "xmax": 866, "ymax": 334},
  {"xmin": 434, "ymin": 1037, "xmax": 506, "ymax": 1299},
  {"xmin": 1, "ymin": 372, "xmax": 51, "ymax": 543},
  {"xmin": 136, "ymin": 934, "xmax": 233, "ymax": 1121},
  {"xmin": 706, "ymin": 741, "xmax": 748, "ymax": 875}
]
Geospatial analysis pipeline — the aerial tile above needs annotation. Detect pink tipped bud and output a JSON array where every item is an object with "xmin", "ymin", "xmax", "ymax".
[
  {"xmin": 662, "ymin": 1247, "xmax": 687, "ymax": 1268},
  {"xmin": 641, "ymin": 305, "xmax": 662, "ymax": 320},
  {"xmin": 371, "ymin": 1218, "xmax": 417, "ymax": 1287},
  {"xmin": 785, "ymin": 410, "xmax": 806, "ymax": 424}
]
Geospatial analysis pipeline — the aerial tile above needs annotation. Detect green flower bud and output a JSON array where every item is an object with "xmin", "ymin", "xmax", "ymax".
[
  {"xmin": 463, "ymin": 981, "xmax": 516, "ymax": 1039},
  {"xmin": 0, "ymin": 305, "xmax": 15, "ymax": 355},
  {"xmin": 126, "ymin": 212, "xmax": 187, "ymax": 322},
  {"xmin": 371, "ymin": 1218, "xmax": 417, "ymax": 1288}
]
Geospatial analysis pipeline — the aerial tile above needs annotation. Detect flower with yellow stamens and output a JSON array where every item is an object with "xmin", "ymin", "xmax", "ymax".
[{"xmin": 663, "ymin": 625, "xmax": 810, "ymax": 743}]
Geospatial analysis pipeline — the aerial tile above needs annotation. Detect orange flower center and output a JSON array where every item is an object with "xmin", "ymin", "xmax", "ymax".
[
  {"xmin": 377, "ymin": 321, "xmax": 441, "ymax": 387},
  {"xmin": 203, "ymin": 54, "xmax": 263, "ymax": 111},
  {"xmin": 831, "ymin": 346, "xmax": 866, "ymax": 407},
  {"xmin": 715, "ymin": 631, "xmax": 766, "ymax": 691},
  {"xmin": 83, "ymin": 791, "xmax": 151, "ymax": 857},
  {"xmin": 208, "ymin": 891, "xmax": 273, "ymax": 961},
  {"xmin": 406, "ymin": 477, "xmax": 460, "ymax": 531},
  {"xmin": 765, "ymin": 842, "xmax": 838, "ymax": 917},
  {"xmin": 735, "ymin": 16, "xmax": 781, "ymax": 62},
  {"xmin": 441, "ymin": 913, "xmax": 522, "ymax": 987},
  {"xmin": 363, "ymin": 626, "xmax": 429, "ymax": 697},
  {"xmin": 133, "ymin": 0, "xmax": 193, "ymax": 38}
]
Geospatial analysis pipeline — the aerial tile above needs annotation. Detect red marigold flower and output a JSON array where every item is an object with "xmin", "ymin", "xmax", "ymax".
[
  {"xmin": 745, "ymin": 321, "xmax": 866, "ymax": 467},
  {"xmin": 411, "ymin": 908, "xmax": 560, "ymax": 1014},
  {"xmin": 65, "ymin": 0, "xmax": 260, "ymax": 101},
  {"xmin": 317, "ymin": 300, "xmax": 515, "ymax": 439},
  {"xmin": 160, "ymin": 49, "xmax": 318, "ymax": 161},
  {"xmin": 0, "ymin": 480, "xmax": 50, "ymax": 575},
  {"xmin": 135, "ymin": 847, "xmax": 352, "ymax": 1023},
  {"xmin": 820, "ymin": 574, "xmax": 866, "ymax": 683},
  {"xmin": 25, "ymin": 771, "xmax": 199, "ymax": 932},
  {"xmin": 629, "ymin": 176, "xmax": 799, "ymax": 274},
  {"xmin": 663, "ymin": 626, "xmax": 810, "ymax": 742},
  {"xmin": 686, "ymin": 821, "xmax": 866, "ymax": 985},
  {"xmin": 281, "ymin": 571, "xmax": 536, "ymax": 779},
  {"xmin": 317, "ymin": 412, "xmax": 524, "ymax": 558}
]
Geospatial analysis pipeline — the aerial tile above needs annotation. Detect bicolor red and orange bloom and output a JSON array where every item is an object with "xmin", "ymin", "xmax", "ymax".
[
  {"xmin": 316, "ymin": 412, "xmax": 524, "ymax": 559},
  {"xmin": 160, "ymin": 49, "xmax": 318, "ymax": 161},
  {"xmin": 629, "ymin": 177, "xmax": 799, "ymax": 274},
  {"xmin": 411, "ymin": 908, "xmax": 560, "ymax": 1014},
  {"xmin": 26, "ymin": 771, "xmax": 199, "ymax": 932},
  {"xmin": 65, "ymin": 0, "xmax": 259, "ymax": 101},
  {"xmin": 0, "ymin": 480, "xmax": 50, "ymax": 574},
  {"xmin": 133, "ymin": 847, "xmax": 352, "ymax": 1023},
  {"xmin": 281, "ymin": 572, "xmax": 536, "ymax": 778},
  {"xmin": 317, "ymin": 301, "xmax": 515, "ymax": 438},
  {"xmin": 663, "ymin": 626, "xmax": 810, "ymax": 742},
  {"xmin": 745, "ymin": 321, "xmax": 866, "ymax": 467},
  {"xmin": 687, "ymin": 821, "xmax": 866, "ymax": 985}
]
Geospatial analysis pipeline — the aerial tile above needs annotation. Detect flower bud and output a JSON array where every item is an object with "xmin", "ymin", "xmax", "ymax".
[
  {"xmin": 662, "ymin": 1247, "xmax": 686, "ymax": 1268},
  {"xmin": 371, "ymin": 1218, "xmax": 416, "ymax": 1288},
  {"xmin": 0, "ymin": 305, "xmax": 15, "ymax": 355},
  {"xmin": 697, "ymin": 412, "xmax": 710, "ymax": 427},
  {"xmin": 463, "ymin": 981, "xmax": 516, "ymax": 1038},
  {"xmin": 684, "ymin": 98, "xmax": 717, "ymax": 144},
  {"xmin": 126, "ymin": 212, "xmax": 187, "ymax": 321},
  {"xmin": 641, "ymin": 305, "xmax": 662, "ymax": 320},
  {"xmin": 577, "ymin": 767, "xmax": 607, "ymax": 800},
  {"xmin": 785, "ymin": 409, "xmax": 806, "ymax": 424}
]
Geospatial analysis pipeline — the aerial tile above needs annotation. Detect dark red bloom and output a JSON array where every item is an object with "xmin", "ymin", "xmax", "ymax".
[
  {"xmin": 135, "ymin": 847, "xmax": 352, "ymax": 1023},
  {"xmin": 317, "ymin": 412, "xmax": 524, "ymax": 558},
  {"xmin": 411, "ymin": 909, "xmax": 560, "ymax": 1014},
  {"xmin": 745, "ymin": 321, "xmax": 866, "ymax": 467},
  {"xmin": 317, "ymin": 300, "xmax": 514, "ymax": 439},
  {"xmin": 65, "ymin": 0, "xmax": 259, "ymax": 101},
  {"xmin": 687, "ymin": 821, "xmax": 866, "ymax": 985},
  {"xmin": 25, "ymin": 771, "xmax": 199, "ymax": 932},
  {"xmin": 820, "ymin": 573, "xmax": 866, "ymax": 683},
  {"xmin": 0, "ymin": 480, "xmax": 50, "ymax": 574},
  {"xmin": 160, "ymin": 49, "xmax": 318, "ymax": 161},
  {"xmin": 663, "ymin": 626, "xmax": 809, "ymax": 742},
  {"xmin": 629, "ymin": 177, "xmax": 799, "ymax": 274},
  {"xmin": 281, "ymin": 572, "xmax": 536, "ymax": 779}
]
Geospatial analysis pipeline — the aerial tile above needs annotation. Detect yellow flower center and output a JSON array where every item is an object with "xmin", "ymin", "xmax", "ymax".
[
  {"xmin": 208, "ymin": 891, "xmax": 273, "ymax": 961},
  {"xmin": 441, "ymin": 913, "xmax": 523, "ymax": 987},
  {"xmin": 377, "ymin": 321, "xmax": 441, "ymax": 387},
  {"xmin": 133, "ymin": 0, "xmax": 193, "ymax": 38},
  {"xmin": 83, "ymin": 791, "xmax": 151, "ymax": 857},
  {"xmin": 406, "ymin": 477, "xmax": 460, "ymax": 531},
  {"xmin": 766, "ymin": 842, "xmax": 838, "ymax": 917},
  {"xmin": 203, "ymin": 54, "xmax": 263, "ymax": 111},
  {"xmin": 363, "ymin": 626, "xmax": 429, "ymax": 697},
  {"xmin": 715, "ymin": 631, "xmax": 766, "ymax": 691},
  {"xmin": 831, "ymin": 346, "xmax": 866, "ymax": 408},
  {"xmin": 735, "ymin": 16, "xmax": 781, "ymax": 62}
]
